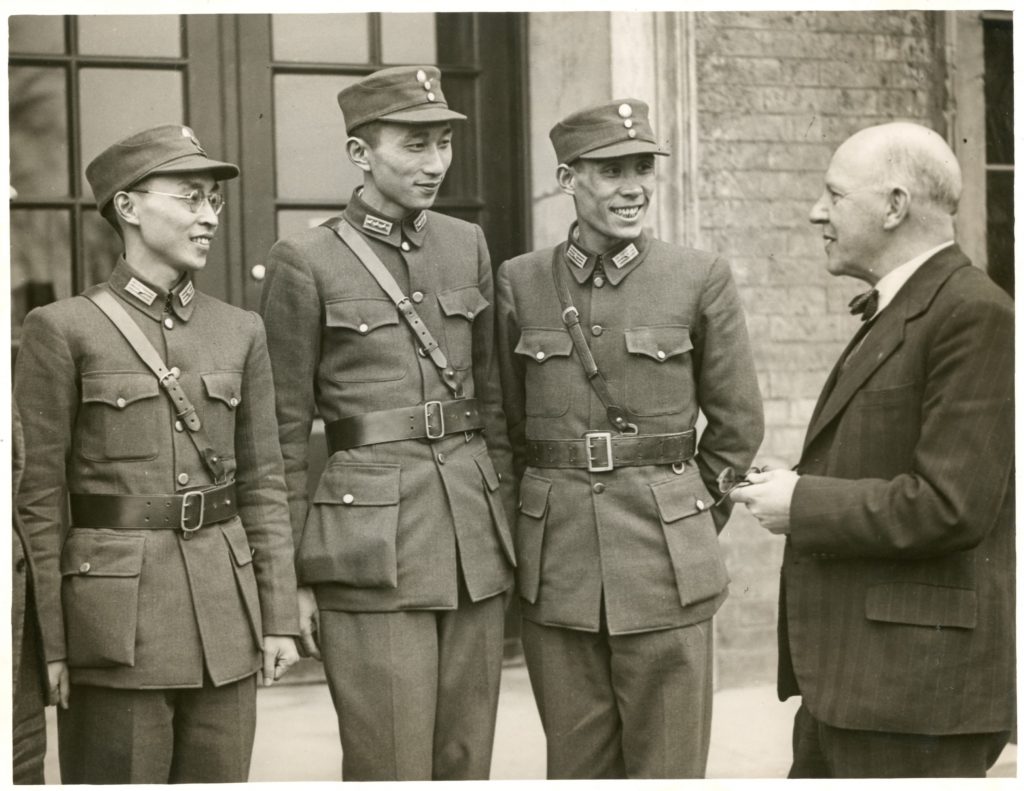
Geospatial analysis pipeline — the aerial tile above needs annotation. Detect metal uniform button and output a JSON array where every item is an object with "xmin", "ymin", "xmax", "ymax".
[
  {"xmin": 342, "ymin": 493, "xmax": 354, "ymax": 505},
  {"xmin": 437, "ymin": 453, "xmax": 446, "ymax": 465},
  {"xmin": 164, "ymin": 317, "xmax": 174, "ymax": 330},
  {"xmin": 591, "ymin": 325, "xmax": 603, "ymax": 336},
  {"xmin": 593, "ymin": 275, "xmax": 605, "ymax": 288},
  {"xmin": 696, "ymin": 498, "xmax": 706, "ymax": 510},
  {"xmin": 79, "ymin": 562, "xmax": 91, "ymax": 574},
  {"xmin": 170, "ymin": 366, "xmax": 181, "ymax": 378},
  {"xmin": 466, "ymin": 311, "xmax": 474, "ymax": 319},
  {"xmin": 177, "ymin": 472, "xmax": 190, "ymax": 485},
  {"xmin": 427, "ymin": 92, "xmax": 436, "ymax": 102},
  {"xmin": 174, "ymin": 420, "xmax": 184, "ymax": 432},
  {"xmin": 401, "ymin": 241, "xmax": 411, "ymax": 252},
  {"xmin": 535, "ymin": 351, "xmax": 546, "ymax": 361},
  {"xmin": 359, "ymin": 323, "xmax": 369, "ymax": 334},
  {"xmin": 657, "ymin": 350, "xmax": 666, "ymax": 360},
  {"xmin": 116, "ymin": 397, "xmax": 127, "ymax": 408},
  {"xmin": 229, "ymin": 397, "xmax": 239, "ymax": 408},
  {"xmin": 592, "ymin": 482, "xmax": 606, "ymax": 494},
  {"xmin": 412, "ymin": 291, "xmax": 424, "ymax": 303}
]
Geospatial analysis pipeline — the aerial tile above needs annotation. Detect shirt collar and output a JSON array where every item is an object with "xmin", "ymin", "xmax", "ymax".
[
  {"xmin": 563, "ymin": 223, "xmax": 650, "ymax": 286},
  {"xmin": 108, "ymin": 256, "xmax": 196, "ymax": 322},
  {"xmin": 873, "ymin": 240, "xmax": 955, "ymax": 315},
  {"xmin": 343, "ymin": 188, "xmax": 428, "ymax": 249}
]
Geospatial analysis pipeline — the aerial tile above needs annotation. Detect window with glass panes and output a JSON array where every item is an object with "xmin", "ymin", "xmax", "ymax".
[{"xmin": 983, "ymin": 16, "xmax": 1013, "ymax": 296}]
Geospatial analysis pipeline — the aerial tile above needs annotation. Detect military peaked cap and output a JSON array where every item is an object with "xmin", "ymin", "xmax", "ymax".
[
  {"xmin": 338, "ymin": 65, "xmax": 467, "ymax": 134},
  {"xmin": 86, "ymin": 124, "xmax": 239, "ymax": 212},
  {"xmin": 550, "ymin": 99, "xmax": 669, "ymax": 164}
]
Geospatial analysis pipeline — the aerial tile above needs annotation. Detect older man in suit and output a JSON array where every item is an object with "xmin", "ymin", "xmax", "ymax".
[{"xmin": 732, "ymin": 121, "xmax": 1014, "ymax": 778}]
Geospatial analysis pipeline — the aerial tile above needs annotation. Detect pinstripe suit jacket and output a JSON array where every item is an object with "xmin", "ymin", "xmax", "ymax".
[{"xmin": 780, "ymin": 244, "xmax": 1015, "ymax": 735}]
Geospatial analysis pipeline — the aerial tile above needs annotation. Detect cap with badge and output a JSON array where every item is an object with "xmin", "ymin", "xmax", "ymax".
[
  {"xmin": 550, "ymin": 99, "xmax": 669, "ymax": 165},
  {"xmin": 86, "ymin": 124, "xmax": 239, "ymax": 214},
  {"xmin": 337, "ymin": 65, "xmax": 467, "ymax": 134}
]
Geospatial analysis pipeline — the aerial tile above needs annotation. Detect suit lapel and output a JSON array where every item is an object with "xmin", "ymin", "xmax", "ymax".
[{"xmin": 800, "ymin": 244, "xmax": 972, "ymax": 455}]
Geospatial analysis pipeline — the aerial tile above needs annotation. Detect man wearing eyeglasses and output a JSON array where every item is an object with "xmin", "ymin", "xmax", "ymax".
[
  {"xmin": 731, "ymin": 122, "xmax": 1014, "ymax": 778},
  {"xmin": 259, "ymin": 67, "xmax": 514, "ymax": 780},
  {"xmin": 494, "ymin": 99, "xmax": 763, "ymax": 778},
  {"xmin": 13, "ymin": 124, "xmax": 300, "ymax": 783}
]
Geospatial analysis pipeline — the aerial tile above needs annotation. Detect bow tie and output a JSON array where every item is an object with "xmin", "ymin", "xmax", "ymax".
[{"xmin": 848, "ymin": 288, "xmax": 879, "ymax": 322}]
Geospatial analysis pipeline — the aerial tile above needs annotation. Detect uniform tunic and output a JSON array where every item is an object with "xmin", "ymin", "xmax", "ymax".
[
  {"xmin": 14, "ymin": 258, "xmax": 299, "ymax": 689},
  {"xmin": 496, "ymin": 228, "xmax": 764, "ymax": 634},
  {"xmin": 259, "ymin": 190, "xmax": 515, "ymax": 611}
]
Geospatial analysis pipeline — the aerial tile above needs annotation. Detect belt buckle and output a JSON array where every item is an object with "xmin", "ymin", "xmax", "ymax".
[
  {"xmin": 424, "ymin": 400, "xmax": 445, "ymax": 440},
  {"xmin": 584, "ymin": 431, "xmax": 614, "ymax": 473},
  {"xmin": 180, "ymin": 490, "xmax": 205, "ymax": 537}
]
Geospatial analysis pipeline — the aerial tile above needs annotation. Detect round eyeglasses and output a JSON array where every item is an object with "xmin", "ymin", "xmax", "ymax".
[{"xmin": 131, "ymin": 188, "xmax": 225, "ymax": 215}]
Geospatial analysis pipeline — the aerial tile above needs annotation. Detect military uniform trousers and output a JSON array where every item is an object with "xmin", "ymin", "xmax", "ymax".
[
  {"xmin": 57, "ymin": 674, "xmax": 257, "ymax": 784},
  {"xmin": 521, "ymin": 616, "xmax": 713, "ymax": 779},
  {"xmin": 318, "ymin": 581, "xmax": 506, "ymax": 781}
]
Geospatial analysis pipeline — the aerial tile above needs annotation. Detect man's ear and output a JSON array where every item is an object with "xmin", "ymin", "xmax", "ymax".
[
  {"xmin": 113, "ymin": 191, "xmax": 140, "ymax": 228},
  {"xmin": 556, "ymin": 163, "xmax": 575, "ymax": 197},
  {"xmin": 882, "ymin": 186, "xmax": 911, "ymax": 230},
  {"xmin": 346, "ymin": 136, "xmax": 372, "ymax": 173}
]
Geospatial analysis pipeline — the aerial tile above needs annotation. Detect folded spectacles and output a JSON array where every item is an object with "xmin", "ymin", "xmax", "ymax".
[{"xmin": 710, "ymin": 465, "xmax": 765, "ymax": 508}]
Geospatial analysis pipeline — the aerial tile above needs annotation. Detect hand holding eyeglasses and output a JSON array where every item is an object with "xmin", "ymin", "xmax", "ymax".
[{"xmin": 726, "ymin": 466, "xmax": 799, "ymax": 535}]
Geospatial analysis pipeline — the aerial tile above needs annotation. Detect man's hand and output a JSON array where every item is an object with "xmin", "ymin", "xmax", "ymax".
[
  {"xmin": 729, "ymin": 468, "xmax": 800, "ymax": 535},
  {"xmin": 47, "ymin": 660, "xmax": 69, "ymax": 709},
  {"xmin": 297, "ymin": 586, "xmax": 321, "ymax": 661},
  {"xmin": 261, "ymin": 635, "xmax": 300, "ymax": 687}
]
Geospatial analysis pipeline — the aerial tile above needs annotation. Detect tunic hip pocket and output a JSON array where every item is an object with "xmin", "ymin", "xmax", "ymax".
[
  {"xmin": 60, "ymin": 530, "xmax": 145, "ymax": 668},
  {"xmin": 515, "ymin": 472, "xmax": 552, "ymax": 603},
  {"xmin": 298, "ymin": 462, "xmax": 401, "ymax": 588}
]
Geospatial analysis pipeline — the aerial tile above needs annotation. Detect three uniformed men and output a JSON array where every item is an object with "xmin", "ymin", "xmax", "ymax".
[
  {"xmin": 259, "ymin": 66, "xmax": 516, "ymax": 781},
  {"xmin": 495, "ymin": 100, "xmax": 764, "ymax": 778},
  {"xmin": 14, "ymin": 125, "xmax": 300, "ymax": 783}
]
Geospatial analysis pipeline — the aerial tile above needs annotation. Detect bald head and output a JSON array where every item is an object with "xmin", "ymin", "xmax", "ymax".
[{"xmin": 837, "ymin": 122, "xmax": 962, "ymax": 216}]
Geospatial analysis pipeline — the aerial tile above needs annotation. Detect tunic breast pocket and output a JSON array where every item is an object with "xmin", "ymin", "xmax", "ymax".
[
  {"xmin": 624, "ymin": 325, "xmax": 694, "ymax": 417},
  {"xmin": 324, "ymin": 298, "xmax": 407, "ymax": 383},
  {"xmin": 514, "ymin": 328, "xmax": 574, "ymax": 418},
  {"xmin": 438, "ymin": 285, "xmax": 489, "ymax": 371},
  {"xmin": 79, "ymin": 372, "xmax": 161, "ymax": 461}
]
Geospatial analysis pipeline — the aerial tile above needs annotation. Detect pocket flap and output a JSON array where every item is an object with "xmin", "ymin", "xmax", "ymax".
[
  {"xmin": 624, "ymin": 326, "xmax": 692, "ymax": 362},
  {"xmin": 60, "ymin": 531, "xmax": 145, "ymax": 577},
  {"xmin": 514, "ymin": 328, "xmax": 573, "ymax": 364},
  {"xmin": 202, "ymin": 371, "xmax": 243, "ymax": 408},
  {"xmin": 474, "ymin": 450, "xmax": 501, "ymax": 492},
  {"xmin": 312, "ymin": 462, "xmax": 401, "ymax": 506},
  {"xmin": 81, "ymin": 372, "xmax": 160, "ymax": 408},
  {"xmin": 325, "ymin": 298, "xmax": 398, "ymax": 334},
  {"xmin": 865, "ymin": 582, "xmax": 977, "ymax": 629},
  {"xmin": 437, "ymin": 286, "xmax": 489, "ymax": 321},
  {"xmin": 220, "ymin": 521, "xmax": 254, "ymax": 567},
  {"xmin": 650, "ymin": 474, "xmax": 708, "ymax": 523},
  {"xmin": 518, "ymin": 473, "xmax": 551, "ymax": 518}
]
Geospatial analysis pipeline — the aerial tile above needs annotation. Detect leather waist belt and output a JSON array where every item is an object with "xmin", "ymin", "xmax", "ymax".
[
  {"xmin": 326, "ymin": 399, "xmax": 485, "ymax": 454},
  {"xmin": 525, "ymin": 430, "xmax": 696, "ymax": 472},
  {"xmin": 70, "ymin": 482, "xmax": 237, "ymax": 538}
]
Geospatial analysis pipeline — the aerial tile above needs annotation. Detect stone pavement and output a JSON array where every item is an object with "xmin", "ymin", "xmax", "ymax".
[{"xmin": 42, "ymin": 662, "xmax": 1016, "ymax": 781}]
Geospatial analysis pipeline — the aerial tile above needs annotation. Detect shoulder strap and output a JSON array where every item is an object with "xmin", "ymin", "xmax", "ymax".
[
  {"xmin": 322, "ymin": 216, "xmax": 462, "ymax": 397},
  {"xmin": 84, "ymin": 286, "xmax": 229, "ymax": 483},
  {"xmin": 549, "ymin": 250, "xmax": 636, "ymax": 434}
]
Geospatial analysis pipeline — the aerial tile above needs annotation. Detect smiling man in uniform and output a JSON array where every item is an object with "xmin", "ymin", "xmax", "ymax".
[
  {"xmin": 14, "ymin": 124, "xmax": 300, "ymax": 783},
  {"xmin": 259, "ymin": 66, "xmax": 515, "ymax": 781},
  {"xmin": 495, "ymin": 99, "xmax": 763, "ymax": 778}
]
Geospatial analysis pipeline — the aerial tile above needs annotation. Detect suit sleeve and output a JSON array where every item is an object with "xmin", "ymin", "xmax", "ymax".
[
  {"xmin": 790, "ymin": 294, "xmax": 1015, "ymax": 558},
  {"xmin": 258, "ymin": 238, "xmax": 322, "ymax": 566},
  {"xmin": 234, "ymin": 312, "xmax": 299, "ymax": 636},
  {"xmin": 470, "ymin": 226, "xmax": 515, "ymax": 522},
  {"xmin": 13, "ymin": 308, "xmax": 76, "ymax": 663},
  {"xmin": 495, "ymin": 260, "xmax": 528, "ymax": 484},
  {"xmin": 693, "ymin": 256, "xmax": 765, "ymax": 530}
]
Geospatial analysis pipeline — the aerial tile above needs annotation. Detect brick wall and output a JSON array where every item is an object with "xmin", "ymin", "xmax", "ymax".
[{"xmin": 694, "ymin": 11, "xmax": 941, "ymax": 687}]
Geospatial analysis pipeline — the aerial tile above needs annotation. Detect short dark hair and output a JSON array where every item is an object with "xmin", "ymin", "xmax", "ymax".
[
  {"xmin": 100, "ymin": 200, "xmax": 125, "ymax": 239},
  {"xmin": 349, "ymin": 120, "xmax": 385, "ymax": 147}
]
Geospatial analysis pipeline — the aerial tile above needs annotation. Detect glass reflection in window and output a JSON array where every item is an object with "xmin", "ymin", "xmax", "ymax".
[
  {"xmin": 274, "ymin": 74, "xmax": 361, "ymax": 201},
  {"xmin": 79, "ymin": 68, "xmax": 184, "ymax": 194},
  {"xmin": 381, "ymin": 13, "xmax": 437, "ymax": 64},
  {"xmin": 78, "ymin": 15, "xmax": 182, "ymax": 58},
  {"xmin": 9, "ymin": 16, "xmax": 65, "ymax": 54},
  {"xmin": 272, "ymin": 14, "xmax": 370, "ymax": 63},
  {"xmin": 9, "ymin": 66, "xmax": 70, "ymax": 199},
  {"xmin": 11, "ymin": 210, "xmax": 71, "ymax": 342}
]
